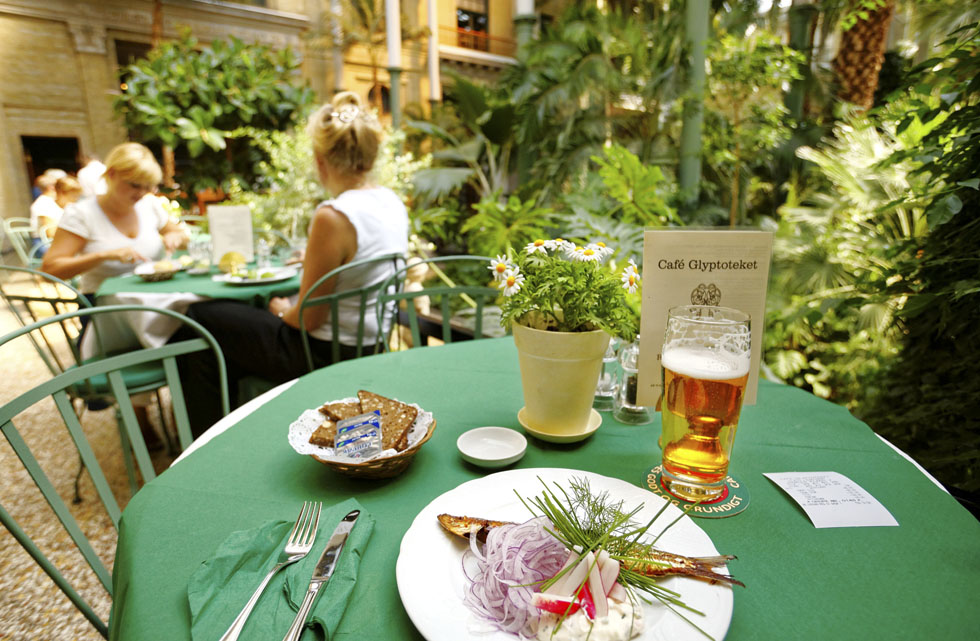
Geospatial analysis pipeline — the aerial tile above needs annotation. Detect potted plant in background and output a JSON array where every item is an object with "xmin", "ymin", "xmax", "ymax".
[{"xmin": 490, "ymin": 240, "xmax": 640, "ymax": 439}]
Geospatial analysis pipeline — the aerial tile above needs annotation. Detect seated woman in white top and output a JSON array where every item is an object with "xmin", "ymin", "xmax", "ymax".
[
  {"xmin": 172, "ymin": 91, "xmax": 409, "ymax": 436},
  {"xmin": 29, "ymin": 176, "xmax": 83, "ymax": 258},
  {"xmin": 41, "ymin": 142, "xmax": 187, "ymax": 298}
]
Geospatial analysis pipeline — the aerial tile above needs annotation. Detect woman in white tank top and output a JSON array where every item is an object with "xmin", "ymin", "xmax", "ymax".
[{"xmin": 174, "ymin": 92, "xmax": 408, "ymax": 435}]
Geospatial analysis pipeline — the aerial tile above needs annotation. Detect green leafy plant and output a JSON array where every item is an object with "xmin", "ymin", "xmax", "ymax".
[
  {"xmin": 592, "ymin": 145, "xmax": 681, "ymax": 226},
  {"xmin": 856, "ymin": 23, "xmax": 980, "ymax": 501},
  {"xmin": 461, "ymin": 193, "xmax": 555, "ymax": 258},
  {"xmin": 408, "ymin": 73, "xmax": 516, "ymax": 204},
  {"xmin": 224, "ymin": 125, "xmax": 428, "ymax": 244},
  {"xmin": 705, "ymin": 30, "xmax": 804, "ymax": 226},
  {"xmin": 114, "ymin": 31, "xmax": 313, "ymax": 197},
  {"xmin": 490, "ymin": 239, "xmax": 639, "ymax": 340}
]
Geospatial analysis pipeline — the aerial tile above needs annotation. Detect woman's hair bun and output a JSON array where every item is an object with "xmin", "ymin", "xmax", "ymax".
[{"xmin": 308, "ymin": 91, "xmax": 382, "ymax": 175}]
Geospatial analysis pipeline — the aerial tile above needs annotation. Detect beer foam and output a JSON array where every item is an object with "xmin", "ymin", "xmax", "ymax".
[{"xmin": 662, "ymin": 346, "xmax": 750, "ymax": 380}]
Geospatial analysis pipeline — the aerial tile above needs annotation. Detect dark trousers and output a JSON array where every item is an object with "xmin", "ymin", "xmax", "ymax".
[{"xmin": 171, "ymin": 299, "xmax": 368, "ymax": 438}]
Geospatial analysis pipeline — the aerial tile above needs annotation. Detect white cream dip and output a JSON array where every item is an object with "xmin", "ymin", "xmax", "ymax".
[{"xmin": 535, "ymin": 600, "xmax": 644, "ymax": 641}]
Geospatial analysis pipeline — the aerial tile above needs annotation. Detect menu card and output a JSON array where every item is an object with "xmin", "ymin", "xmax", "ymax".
[
  {"xmin": 207, "ymin": 205, "xmax": 254, "ymax": 262},
  {"xmin": 764, "ymin": 472, "xmax": 899, "ymax": 528},
  {"xmin": 636, "ymin": 229, "xmax": 772, "ymax": 407}
]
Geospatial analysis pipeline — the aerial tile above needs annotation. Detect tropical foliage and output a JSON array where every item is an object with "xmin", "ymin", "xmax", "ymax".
[{"xmin": 856, "ymin": 24, "xmax": 980, "ymax": 497}]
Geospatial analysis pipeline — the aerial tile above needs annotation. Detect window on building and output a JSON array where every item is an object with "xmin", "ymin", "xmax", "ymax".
[
  {"xmin": 115, "ymin": 39, "xmax": 152, "ymax": 67},
  {"xmin": 21, "ymin": 136, "xmax": 80, "ymax": 196},
  {"xmin": 457, "ymin": 1, "xmax": 489, "ymax": 52},
  {"xmin": 368, "ymin": 84, "xmax": 391, "ymax": 115}
]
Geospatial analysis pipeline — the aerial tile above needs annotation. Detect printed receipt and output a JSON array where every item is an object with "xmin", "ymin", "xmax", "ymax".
[{"xmin": 763, "ymin": 471, "xmax": 899, "ymax": 528}]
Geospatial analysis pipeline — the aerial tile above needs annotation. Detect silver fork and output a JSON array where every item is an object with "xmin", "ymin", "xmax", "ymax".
[{"xmin": 219, "ymin": 501, "xmax": 322, "ymax": 641}]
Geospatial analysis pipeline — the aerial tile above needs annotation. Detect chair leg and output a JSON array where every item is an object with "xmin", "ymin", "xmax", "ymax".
[
  {"xmin": 154, "ymin": 389, "xmax": 178, "ymax": 455},
  {"xmin": 71, "ymin": 399, "xmax": 88, "ymax": 504},
  {"xmin": 115, "ymin": 407, "xmax": 140, "ymax": 496},
  {"xmin": 73, "ymin": 454, "xmax": 85, "ymax": 505}
]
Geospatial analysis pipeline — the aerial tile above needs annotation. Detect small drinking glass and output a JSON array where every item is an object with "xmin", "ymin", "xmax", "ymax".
[
  {"xmin": 660, "ymin": 305, "xmax": 751, "ymax": 502},
  {"xmin": 613, "ymin": 336, "xmax": 652, "ymax": 425},
  {"xmin": 593, "ymin": 337, "xmax": 621, "ymax": 411}
]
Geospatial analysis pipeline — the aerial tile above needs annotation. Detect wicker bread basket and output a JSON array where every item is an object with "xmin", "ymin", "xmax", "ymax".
[
  {"xmin": 311, "ymin": 419, "xmax": 436, "ymax": 479},
  {"xmin": 138, "ymin": 269, "xmax": 178, "ymax": 282}
]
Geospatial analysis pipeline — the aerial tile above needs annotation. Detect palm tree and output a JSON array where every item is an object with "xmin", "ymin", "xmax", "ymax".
[{"xmin": 831, "ymin": 0, "xmax": 896, "ymax": 110}]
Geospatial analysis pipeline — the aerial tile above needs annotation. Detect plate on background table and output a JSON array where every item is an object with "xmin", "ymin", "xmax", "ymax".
[
  {"xmin": 396, "ymin": 468, "xmax": 734, "ymax": 641},
  {"xmin": 212, "ymin": 266, "xmax": 298, "ymax": 286}
]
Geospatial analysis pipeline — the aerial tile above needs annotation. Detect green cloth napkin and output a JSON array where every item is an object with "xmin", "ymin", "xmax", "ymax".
[{"xmin": 188, "ymin": 498, "xmax": 374, "ymax": 641}]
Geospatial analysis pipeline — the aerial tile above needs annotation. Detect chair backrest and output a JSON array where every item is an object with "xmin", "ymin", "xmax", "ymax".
[
  {"xmin": 0, "ymin": 265, "xmax": 91, "ymax": 377},
  {"xmin": 297, "ymin": 252, "xmax": 406, "ymax": 371},
  {"xmin": 0, "ymin": 304, "xmax": 229, "ymax": 638},
  {"xmin": 3, "ymin": 217, "xmax": 35, "ymax": 266},
  {"xmin": 376, "ymin": 255, "xmax": 500, "ymax": 350}
]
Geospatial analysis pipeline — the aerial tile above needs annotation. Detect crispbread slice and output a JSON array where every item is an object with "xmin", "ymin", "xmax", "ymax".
[
  {"xmin": 309, "ymin": 420, "xmax": 337, "ymax": 448},
  {"xmin": 318, "ymin": 401, "xmax": 362, "ymax": 422},
  {"xmin": 357, "ymin": 390, "xmax": 418, "ymax": 451}
]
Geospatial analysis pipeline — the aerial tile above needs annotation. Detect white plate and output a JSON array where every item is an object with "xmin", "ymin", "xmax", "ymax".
[
  {"xmin": 212, "ymin": 266, "xmax": 297, "ymax": 286},
  {"xmin": 396, "ymin": 468, "xmax": 733, "ymax": 641},
  {"xmin": 457, "ymin": 427, "xmax": 527, "ymax": 468}
]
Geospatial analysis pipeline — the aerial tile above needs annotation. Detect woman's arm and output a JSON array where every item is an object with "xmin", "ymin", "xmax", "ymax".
[
  {"xmin": 276, "ymin": 205, "xmax": 357, "ymax": 330},
  {"xmin": 41, "ymin": 228, "xmax": 145, "ymax": 281},
  {"xmin": 37, "ymin": 215, "xmax": 58, "ymax": 240},
  {"xmin": 160, "ymin": 219, "xmax": 188, "ymax": 252}
]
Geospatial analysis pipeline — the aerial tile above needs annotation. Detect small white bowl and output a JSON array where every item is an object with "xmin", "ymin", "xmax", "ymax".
[{"xmin": 457, "ymin": 427, "xmax": 527, "ymax": 469}]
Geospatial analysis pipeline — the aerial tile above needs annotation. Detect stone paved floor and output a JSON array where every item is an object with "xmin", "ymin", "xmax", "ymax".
[{"xmin": 0, "ymin": 272, "xmax": 175, "ymax": 640}]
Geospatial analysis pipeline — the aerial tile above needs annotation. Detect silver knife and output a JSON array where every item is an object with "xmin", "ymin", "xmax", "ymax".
[{"xmin": 281, "ymin": 509, "xmax": 360, "ymax": 641}]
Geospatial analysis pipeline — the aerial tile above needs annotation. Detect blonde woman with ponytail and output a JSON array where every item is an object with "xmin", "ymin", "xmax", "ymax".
[{"xmin": 174, "ymin": 93, "xmax": 409, "ymax": 435}]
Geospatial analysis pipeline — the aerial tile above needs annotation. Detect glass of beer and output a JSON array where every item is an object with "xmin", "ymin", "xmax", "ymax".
[{"xmin": 660, "ymin": 305, "xmax": 751, "ymax": 502}]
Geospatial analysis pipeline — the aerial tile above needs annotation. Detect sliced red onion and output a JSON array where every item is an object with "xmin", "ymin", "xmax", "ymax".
[{"xmin": 461, "ymin": 516, "xmax": 568, "ymax": 638}]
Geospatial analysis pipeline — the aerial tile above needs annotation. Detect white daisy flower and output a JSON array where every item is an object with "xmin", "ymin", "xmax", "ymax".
[
  {"xmin": 488, "ymin": 255, "xmax": 511, "ymax": 281},
  {"xmin": 500, "ymin": 268, "xmax": 525, "ymax": 296},
  {"xmin": 578, "ymin": 246, "xmax": 603, "ymax": 262},
  {"xmin": 621, "ymin": 261, "xmax": 641, "ymax": 293},
  {"xmin": 547, "ymin": 238, "xmax": 573, "ymax": 252},
  {"xmin": 525, "ymin": 239, "xmax": 549, "ymax": 255},
  {"xmin": 585, "ymin": 243, "xmax": 613, "ymax": 261}
]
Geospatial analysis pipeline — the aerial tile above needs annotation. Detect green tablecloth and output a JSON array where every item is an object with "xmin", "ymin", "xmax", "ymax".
[
  {"xmin": 108, "ymin": 338, "xmax": 980, "ymax": 640},
  {"xmin": 96, "ymin": 267, "xmax": 300, "ymax": 304}
]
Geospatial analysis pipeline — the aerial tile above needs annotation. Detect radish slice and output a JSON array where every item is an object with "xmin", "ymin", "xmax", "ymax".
[
  {"xmin": 543, "ymin": 549, "xmax": 580, "ymax": 594},
  {"xmin": 577, "ymin": 581, "xmax": 597, "ymax": 619},
  {"xmin": 608, "ymin": 582, "xmax": 627, "ymax": 602},
  {"xmin": 587, "ymin": 553, "xmax": 608, "ymax": 617},
  {"xmin": 599, "ymin": 557, "xmax": 620, "ymax": 596},
  {"xmin": 531, "ymin": 592, "xmax": 581, "ymax": 616},
  {"xmin": 552, "ymin": 551, "xmax": 592, "ymax": 598}
]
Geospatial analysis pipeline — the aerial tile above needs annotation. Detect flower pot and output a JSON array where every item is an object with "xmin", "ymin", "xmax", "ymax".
[{"xmin": 512, "ymin": 321, "xmax": 611, "ymax": 437}]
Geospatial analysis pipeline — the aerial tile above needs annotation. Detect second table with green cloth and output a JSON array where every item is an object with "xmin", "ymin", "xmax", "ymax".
[
  {"xmin": 87, "ymin": 265, "xmax": 301, "ymax": 353},
  {"xmin": 108, "ymin": 337, "xmax": 980, "ymax": 640},
  {"xmin": 96, "ymin": 265, "xmax": 301, "ymax": 304}
]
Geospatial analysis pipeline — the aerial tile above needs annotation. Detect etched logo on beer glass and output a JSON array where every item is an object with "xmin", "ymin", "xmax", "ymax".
[{"xmin": 660, "ymin": 305, "xmax": 751, "ymax": 502}]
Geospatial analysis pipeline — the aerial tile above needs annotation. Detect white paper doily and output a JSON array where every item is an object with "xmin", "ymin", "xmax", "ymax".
[{"xmin": 287, "ymin": 396, "xmax": 433, "ymax": 464}]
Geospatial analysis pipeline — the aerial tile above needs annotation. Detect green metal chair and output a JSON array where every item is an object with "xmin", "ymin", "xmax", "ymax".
[
  {"xmin": 376, "ymin": 255, "xmax": 501, "ymax": 351},
  {"xmin": 298, "ymin": 252, "xmax": 406, "ymax": 370},
  {"xmin": 0, "ymin": 304, "xmax": 228, "ymax": 638},
  {"xmin": 3, "ymin": 216, "xmax": 37, "ymax": 266},
  {"xmin": 236, "ymin": 253, "xmax": 405, "ymax": 404},
  {"xmin": 1, "ymin": 266, "xmax": 189, "ymax": 489}
]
